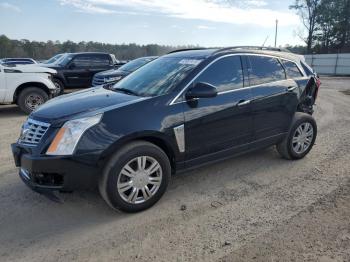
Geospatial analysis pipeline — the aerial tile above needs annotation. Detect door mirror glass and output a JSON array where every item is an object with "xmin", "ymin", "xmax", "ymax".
[{"xmin": 185, "ymin": 82, "xmax": 218, "ymax": 100}]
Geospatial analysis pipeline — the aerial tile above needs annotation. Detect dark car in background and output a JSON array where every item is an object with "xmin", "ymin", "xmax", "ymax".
[
  {"xmin": 0, "ymin": 58, "xmax": 37, "ymax": 66},
  {"xmin": 11, "ymin": 47, "xmax": 320, "ymax": 213},
  {"xmin": 43, "ymin": 52, "xmax": 119, "ymax": 93},
  {"xmin": 42, "ymin": 53, "xmax": 66, "ymax": 65},
  {"xmin": 92, "ymin": 56, "xmax": 157, "ymax": 87}
]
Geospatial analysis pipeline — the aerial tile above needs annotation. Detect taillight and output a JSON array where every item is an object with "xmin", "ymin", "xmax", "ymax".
[
  {"xmin": 314, "ymin": 77, "xmax": 321, "ymax": 99},
  {"xmin": 316, "ymin": 78, "xmax": 321, "ymax": 88}
]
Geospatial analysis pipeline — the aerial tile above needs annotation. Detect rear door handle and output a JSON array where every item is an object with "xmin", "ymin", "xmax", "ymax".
[
  {"xmin": 287, "ymin": 86, "xmax": 297, "ymax": 92},
  {"xmin": 237, "ymin": 100, "xmax": 251, "ymax": 106}
]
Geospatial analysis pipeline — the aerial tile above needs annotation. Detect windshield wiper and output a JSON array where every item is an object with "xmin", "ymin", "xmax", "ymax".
[{"xmin": 113, "ymin": 87, "xmax": 140, "ymax": 96}]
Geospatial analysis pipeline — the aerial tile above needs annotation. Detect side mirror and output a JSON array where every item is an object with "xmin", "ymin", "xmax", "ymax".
[
  {"xmin": 68, "ymin": 63, "xmax": 76, "ymax": 69},
  {"xmin": 185, "ymin": 82, "xmax": 218, "ymax": 100}
]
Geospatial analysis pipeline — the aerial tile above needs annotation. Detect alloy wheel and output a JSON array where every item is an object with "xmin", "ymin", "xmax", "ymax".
[
  {"xmin": 292, "ymin": 122, "xmax": 314, "ymax": 154},
  {"xmin": 117, "ymin": 156, "xmax": 162, "ymax": 204}
]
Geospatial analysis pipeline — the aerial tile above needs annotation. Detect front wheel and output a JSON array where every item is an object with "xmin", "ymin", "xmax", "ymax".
[
  {"xmin": 53, "ymin": 79, "xmax": 64, "ymax": 95},
  {"xmin": 17, "ymin": 87, "xmax": 49, "ymax": 114},
  {"xmin": 276, "ymin": 112, "xmax": 317, "ymax": 160},
  {"xmin": 99, "ymin": 141, "xmax": 171, "ymax": 213}
]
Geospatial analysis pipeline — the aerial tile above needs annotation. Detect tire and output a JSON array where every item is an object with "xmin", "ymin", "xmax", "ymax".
[
  {"xmin": 276, "ymin": 112, "xmax": 317, "ymax": 160},
  {"xmin": 53, "ymin": 78, "xmax": 64, "ymax": 95},
  {"xmin": 99, "ymin": 141, "xmax": 171, "ymax": 213},
  {"xmin": 17, "ymin": 87, "xmax": 49, "ymax": 114}
]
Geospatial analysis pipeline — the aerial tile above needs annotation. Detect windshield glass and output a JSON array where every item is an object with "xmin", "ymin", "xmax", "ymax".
[
  {"xmin": 112, "ymin": 57, "xmax": 202, "ymax": 97},
  {"xmin": 119, "ymin": 57, "xmax": 155, "ymax": 73},
  {"xmin": 58, "ymin": 54, "xmax": 74, "ymax": 66},
  {"xmin": 45, "ymin": 54, "xmax": 63, "ymax": 64}
]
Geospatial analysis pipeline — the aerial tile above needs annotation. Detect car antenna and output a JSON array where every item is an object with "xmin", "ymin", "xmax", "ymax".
[{"xmin": 262, "ymin": 35, "xmax": 269, "ymax": 47}]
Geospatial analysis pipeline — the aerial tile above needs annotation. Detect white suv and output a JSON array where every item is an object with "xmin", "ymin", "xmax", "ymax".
[{"xmin": 0, "ymin": 64, "xmax": 59, "ymax": 113}]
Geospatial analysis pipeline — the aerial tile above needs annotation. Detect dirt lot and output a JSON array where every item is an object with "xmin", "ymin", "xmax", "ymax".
[{"xmin": 0, "ymin": 78, "xmax": 349, "ymax": 262}]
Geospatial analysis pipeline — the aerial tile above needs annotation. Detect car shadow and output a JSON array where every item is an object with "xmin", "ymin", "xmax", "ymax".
[
  {"xmin": 0, "ymin": 146, "xmax": 294, "ymax": 255},
  {"xmin": 0, "ymin": 105, "xmax": 26, "ymax": 117}
]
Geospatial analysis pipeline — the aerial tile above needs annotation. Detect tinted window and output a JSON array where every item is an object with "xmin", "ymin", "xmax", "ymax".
[
  {"xmin": 301, "ymin": 61, "xmax": 314, "ymax": 76},
  {"xmin": 283, "ymin": 60, "xmax": 303, "ymax": 78},
  {"xmin": 194, "ymin": 56, "xmax": 243, "ymax": 92},
  {"xmin": 72, "ymin": 55, "xmax": 91, "ymax": 68},
  {"xmin": 89, "ymin": 55, "xmax": 111, "ymax": 67},
  {"xmin": 247, "ymin": 56, "xmax": 286, "ymax": 86},
  {"xmin": 72, "ymin": 55, "xmax": 111, "ymax": 68}
]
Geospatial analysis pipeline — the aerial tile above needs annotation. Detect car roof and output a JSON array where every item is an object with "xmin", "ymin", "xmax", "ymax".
[
  {"xmin": 164, "ymin": 47, "xmax": 303, "ymax": 63},
  {"xmin": 70, "ymin": 52, "xmax": 111, "ymax": 56},
  {"xmin": 2, "ymin": 58, "xmax": 35, "ymax": 61},
  {"xmin": 164, "ymin": 49, "xmax": 218, "ymax": 59}
]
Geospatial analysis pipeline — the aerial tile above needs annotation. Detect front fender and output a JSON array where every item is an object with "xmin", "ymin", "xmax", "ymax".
[
  {"xmin": 5, "ymin": 73, "xmax": 56, "ymax": 103},
  {"xmin": 76, "ymin": 127, "xmax": 181, "ymax": 167}
]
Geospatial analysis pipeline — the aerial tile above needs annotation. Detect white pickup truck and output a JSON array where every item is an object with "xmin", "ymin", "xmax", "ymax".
[{"xmin": 0, "ymin": 64, "xmax": 59, "ymax": 113}]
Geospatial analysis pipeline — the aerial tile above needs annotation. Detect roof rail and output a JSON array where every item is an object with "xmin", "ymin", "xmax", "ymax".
[
  {"xmin": 214, "ymin": 46, "xmax": 291, "ymax": 54},
  {"xmin": 167, "ymin": 48, "xmax": 209, "ymax": 54}
]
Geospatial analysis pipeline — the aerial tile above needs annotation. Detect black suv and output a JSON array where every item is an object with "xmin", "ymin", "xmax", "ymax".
[
  {"xmin": 11, "ymin": 47, "xmax": 320, "ymax": 212},
  {"xmin": 45, "ymin": 52, "xmax": 118, "ymax": 93}
]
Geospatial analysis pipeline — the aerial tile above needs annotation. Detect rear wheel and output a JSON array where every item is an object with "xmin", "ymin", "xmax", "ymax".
[
  {"xmin": 17, "ymin": 87, "xmax": 49, "ymax": 114},
  {"xmin": 99, "ymin": 141, "xmax": 171, "ymax": 212},
  {"xmin": 276, "ymin": 112, "xmax": 317, "ymax": 160}
]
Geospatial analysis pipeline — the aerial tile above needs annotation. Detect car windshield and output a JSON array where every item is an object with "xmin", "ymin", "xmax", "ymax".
[
  {"xmin": 118, "ymin": 57, "xmax": 155, "ymax": 73},
  {"xmin": 58, "ymin": 54, "xmax": 74, "ymax": 66},
  {"xmin": 45, "ymin": 54, "xmax": 63, "ymax": 64},
  {"xmin": 112, "ymin": 57, "xmax": 202, "ymax": 97}
]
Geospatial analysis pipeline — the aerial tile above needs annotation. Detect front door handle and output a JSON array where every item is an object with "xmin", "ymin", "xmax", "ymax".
[{"xmin": 237, "ymin": 100, "xmax": 251, "ymax": 106}]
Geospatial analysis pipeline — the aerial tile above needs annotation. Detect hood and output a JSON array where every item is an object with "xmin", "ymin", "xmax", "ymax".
[
  {"xmin": 36, "ymin": 62, "xmax": 58, "ymax": 67},
  {"xmin": 14, "ymin": 65, "xmax": 57, "ymax": 74},
  {"xmin": 94, "ymin": 68, "xmax": 129, "ymax": 78},
  {"xmin": 32, "ymin": 86, "xmax": 144, "ymax": 123}
]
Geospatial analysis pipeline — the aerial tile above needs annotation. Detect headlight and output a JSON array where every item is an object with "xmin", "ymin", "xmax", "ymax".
[
  {"xmin": 104, "ymin": 76, "xmax": 122, "ymax": 83},
  {"xmin": 46, "ymin": 114, "xmax": 102, "ymax": 155}
]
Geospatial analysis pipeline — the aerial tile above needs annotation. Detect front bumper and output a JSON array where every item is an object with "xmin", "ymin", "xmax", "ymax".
[
  {"xmin": 11, "ymin": 143, "xmax": 101, "ymax": 192},
  {"xmin": 49, "ymin": 86, "xmax": 60, "ymax": 97}
]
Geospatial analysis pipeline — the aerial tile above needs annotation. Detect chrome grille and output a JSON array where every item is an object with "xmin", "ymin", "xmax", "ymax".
[
  {"xmin": 92, "ymin": 76, "xmax": 105, "ymax": 87},
  {"xmin": 18, "ymin": 118, "xmax": 50, "ymax": 145}
]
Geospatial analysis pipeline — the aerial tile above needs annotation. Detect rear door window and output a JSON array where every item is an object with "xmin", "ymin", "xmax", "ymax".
[
  {"xmin": 247, "ymin": 56, "xmax": 286, "ymax": 86},
  {"xmin": 194, "ymin": 56, "xmax": 244, "ymax": 92},
  {"xmin": 282, "ymin": 60, "xmax": 303, "ymax": 78},
  {"xmin": 89, "ymin": 54, "xmax": 111, "ymax": 67},
  {"xmin": 73, "ymin": 55, "xmax": 111, "ymax": 68}
]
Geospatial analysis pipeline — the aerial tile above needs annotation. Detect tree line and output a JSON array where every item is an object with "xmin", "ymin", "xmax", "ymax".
[
  {"xmin": 0, "ymin": 35, "xmax": 197, "ymax": 60},
  {"xmin": 290, "ymin": 0, "xmax": 350, "ymax": 53}
]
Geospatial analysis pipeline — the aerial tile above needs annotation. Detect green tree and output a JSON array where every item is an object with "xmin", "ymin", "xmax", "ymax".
[{"xmin": 290, "ymin": 0, "xmax": 322, "ymax": 52}]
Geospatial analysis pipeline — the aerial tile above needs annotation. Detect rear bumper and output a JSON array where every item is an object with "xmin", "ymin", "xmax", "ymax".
[{"xmin": 11, "ymin": 143, "xmax": 101, "ymax": 191}]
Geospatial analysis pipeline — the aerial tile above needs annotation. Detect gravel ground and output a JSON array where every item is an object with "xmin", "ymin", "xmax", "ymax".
[{"xmin": 0, "ymin": 78, "xmax": 349, "ymax": 262}]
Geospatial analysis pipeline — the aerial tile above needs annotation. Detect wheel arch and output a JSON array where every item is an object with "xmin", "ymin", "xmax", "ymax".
[
  {"xmin": 99, "ymin": 132, "xmax": 178, "ymax": 174},
  {"xmin": 52, "ymin": 75, "xmax": 66, "ymax": 85},
  {"xmin": 13, "ymin": 82, "xmax": 50, "ymax": 103}
]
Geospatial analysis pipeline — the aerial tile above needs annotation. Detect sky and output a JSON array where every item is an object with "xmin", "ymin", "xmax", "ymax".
[{"xmin": 0, "ymin": 0, "xmax": 304, "ymax": 47}]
